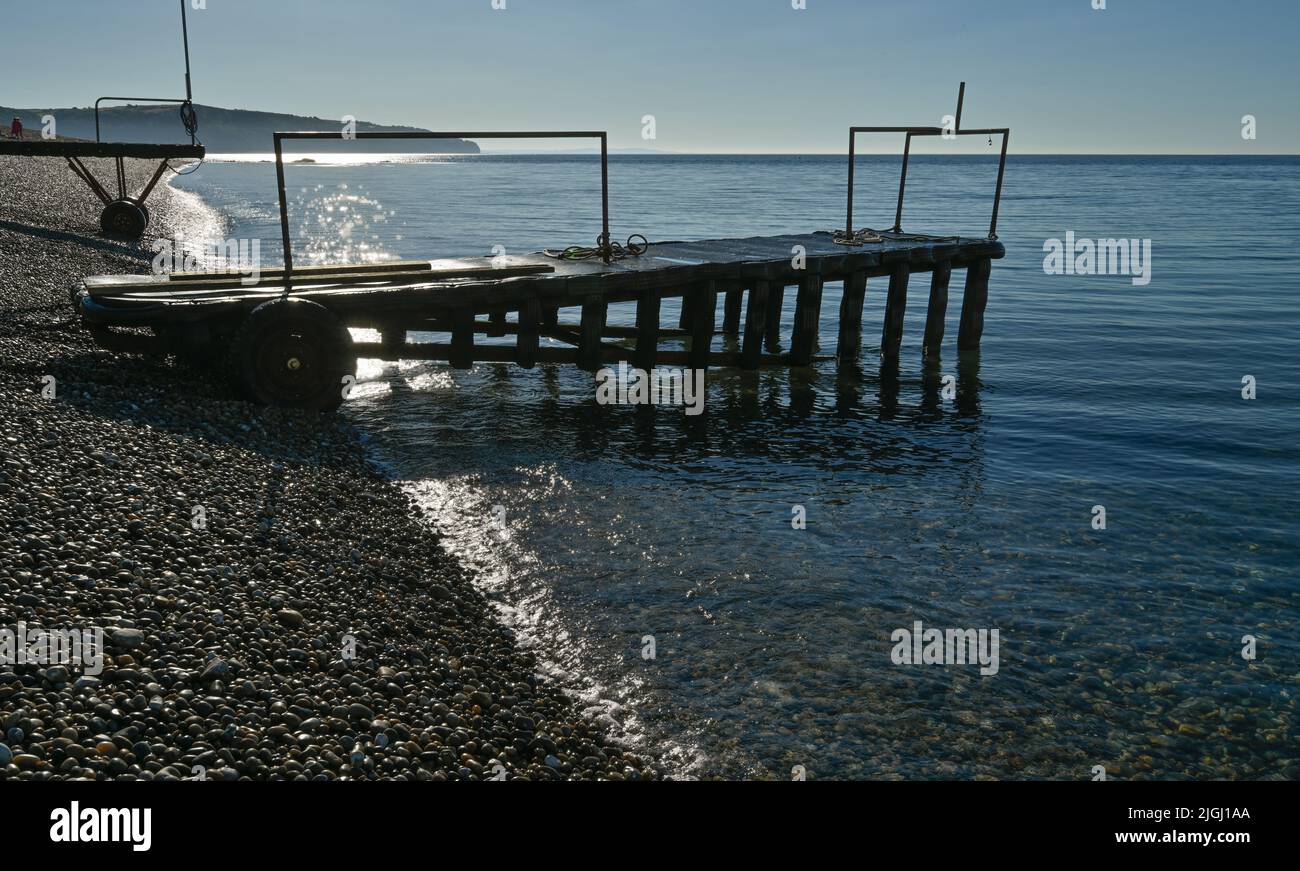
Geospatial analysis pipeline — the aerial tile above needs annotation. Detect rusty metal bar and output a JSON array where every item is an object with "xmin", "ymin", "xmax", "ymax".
[
  {"xmin": 94, "ymin": 98, "xmax": 189, "ymax": 143},
  {"xmin": 65, "ymin": 156, "xmax": 113, "ymax": 205},
  {"xmin": 136, "ymin": 159, "xmax": 173, "ymax": 205}
]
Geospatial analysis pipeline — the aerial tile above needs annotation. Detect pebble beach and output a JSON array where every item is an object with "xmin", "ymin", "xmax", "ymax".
[{"xmin": 0, "ymin": 155, "xmax": 658, "ymax": 781}]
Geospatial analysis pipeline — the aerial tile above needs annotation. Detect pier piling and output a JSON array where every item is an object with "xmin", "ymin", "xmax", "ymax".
[
  {"xmin": 922, "ymin": 260, "xmax": 952, "ymax": 361},
  {"xmin": 688, "ymin": 281, "xmax": 718, "ymax": 371},
  {"xmin": 880, "ymin": 260, "xmax": 910, "ymax": 359},
  {"xmin": 789, "ymin": 272, "xmax": 824, "ymax": 366},
  {"xmin": 635, "ymin": 288, "xmax": 662, "ymax": 371},
  {"xmin": 765, "ymin": 281, "xmax": 786, "ymax": 351},
  {"xmin": 835, "ymin": 270, "xmax": 868, "ymax": 364},
  {"xmin": 578, "ymin": 295, "xmax": 606, "ymax": 371},
  {"xmin": 741, "ymin": 279, "xmax": 770, "ymax": 370},
  {"xmin": 677, "ymin": 293, "xmax": 692, "ymax": 331},
  {"xmin": 450, "ymin": 308, "xmax": 474, "ymax": 369},
  {"xmin": 957, "ymin": 258, "xmax": 991, "ymax": 352},
  {"xmin": 516, "ymin": 299, "xmax": 540, "ymax": 369},
  {"xmin": 722, "ymin": 284, "xmax": 744, "ymax": 334}
]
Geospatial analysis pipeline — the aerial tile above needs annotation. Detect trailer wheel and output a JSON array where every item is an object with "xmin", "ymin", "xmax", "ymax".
[
  {"xmin": 229, "ymin": 298, "xmax": 355, "ymax": 411},
  {"xmin": 100, "ymin": 199, "xmax": 148, "ymax": 237},
  {"xmin": 129, "ymin": 199, "xmax": 151, "ymax": 225}
]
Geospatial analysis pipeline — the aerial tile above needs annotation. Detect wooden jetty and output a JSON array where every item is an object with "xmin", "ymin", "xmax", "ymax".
[
  {"xmin": 77, "ymin": 230, "xmax": 1002, "ymax": 372},
  {"xmin": 72, "ymin": 84, "xmax": 1009, "ymax": 411}
]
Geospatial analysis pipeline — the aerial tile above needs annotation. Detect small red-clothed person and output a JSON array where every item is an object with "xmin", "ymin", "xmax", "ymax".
[{"xmin": 9, "ymin": 117, "xmax": 22, "ymax": 140}]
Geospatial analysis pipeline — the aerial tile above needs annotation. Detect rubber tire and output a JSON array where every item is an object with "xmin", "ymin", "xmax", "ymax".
[
  {"xmin": 229, "ymin": 298, "xmax": 355, "ymax": 411},
  {"xmin": 129, "ymin": 199, "xmax": 151, "ymax": 225},
  {"xmin": 100, "ymin": 199, "xmax": 148, "ymax": 237}
]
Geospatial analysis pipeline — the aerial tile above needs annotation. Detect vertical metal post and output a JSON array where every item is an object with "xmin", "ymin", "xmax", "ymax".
[
  {"xmin": 600, "ymin": 133, "xmax": 610, "ymax": 263},
  {"xmin": 893, "ymin": 132, "xmax": 912, "ymax": 233},
  {"xmin": 955, "ymin": 81, "xmax": 966, "ymax": 132},
  {"xmin": 845, "ymin": 129, "xmax": 856, "ymax": 234},
  {"xmin": 989, "ymin": 130, "xmax": 1009, "ymax": 239},
  {"xmin": 271, "ymin": 130, "xmax": 612, "ymax": 284},
  {"xmin": 180, "ymin": 0, "xmax": 196, "ymax": 145},
  {"xmin": 181, "ymin": 0, "xmax": 193, "ymax": 102},
  {"xmin": 274, "ymin": 133, "xmax": 293, "ymax": 291}
]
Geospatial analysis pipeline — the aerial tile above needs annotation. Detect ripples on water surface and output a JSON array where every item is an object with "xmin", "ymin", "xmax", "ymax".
[{"xmin": 175, "ymin": 154, "xmax": 1300, "ymax": 779}]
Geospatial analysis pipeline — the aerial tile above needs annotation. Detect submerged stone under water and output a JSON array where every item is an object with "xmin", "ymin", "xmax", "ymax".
[{"xmin": 175, "ymin": 154, "xmax": 1300, "ymax": 779}]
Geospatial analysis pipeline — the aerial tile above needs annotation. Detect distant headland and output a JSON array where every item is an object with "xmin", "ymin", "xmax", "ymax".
[{"xmin": 0, "ymin": 103, "xmax": 479, "ymax": 154}]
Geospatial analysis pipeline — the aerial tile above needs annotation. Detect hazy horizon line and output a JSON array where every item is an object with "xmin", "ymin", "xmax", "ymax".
[{"xmin": 218, "ymin": 150, "xmax": 1300, "ymax": 157}]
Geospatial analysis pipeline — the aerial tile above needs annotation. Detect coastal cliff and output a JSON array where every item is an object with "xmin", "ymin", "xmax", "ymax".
[{"xmin": 0, "ymin": 104, "xmax": 480, "ymax": 154}]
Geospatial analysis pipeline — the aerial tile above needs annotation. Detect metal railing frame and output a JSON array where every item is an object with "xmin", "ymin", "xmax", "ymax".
[
  {"xmin": 846, "ymin": 83, "xmax": 1010, "ymax": 240},
  {"xmin": 272, "ymin": 129, "xmax": 611, "ymax": 289},
  {"xmin": 93, "ymin": 0, "xmax": 195, "ymax": 144}
]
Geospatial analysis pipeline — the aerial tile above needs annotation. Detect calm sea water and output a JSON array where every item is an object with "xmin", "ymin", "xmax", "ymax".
[{"xmin": 173, "ymin": 154, "xmax": 1300, "ymax": 779}]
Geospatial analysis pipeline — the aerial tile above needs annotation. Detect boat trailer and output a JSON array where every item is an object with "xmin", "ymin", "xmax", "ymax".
[{"xmin": 0, "ymin": 0, "xmax": 203, "ymax": 237}]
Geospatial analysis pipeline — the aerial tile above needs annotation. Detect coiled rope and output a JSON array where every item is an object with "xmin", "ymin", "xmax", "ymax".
[
  {"xmin": 544, "ymin": 233, "xmax": 649, "ymax": 262},
  {"xmin": 832, "ymin": 227, "xmax": 961, "ymax": 246},
  {"xmin": 168, "ymin": 101, "xmax": 205, "ymax": 176}
]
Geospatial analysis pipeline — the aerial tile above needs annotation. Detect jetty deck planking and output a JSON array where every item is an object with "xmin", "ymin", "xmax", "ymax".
[{"xmin": 77, "ymin": 231, "xmax": 1004, "ymax": 372}]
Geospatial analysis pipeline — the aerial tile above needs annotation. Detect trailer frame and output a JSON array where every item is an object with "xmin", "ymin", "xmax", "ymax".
[{"xmin": 0, "ymin": 0, "xmax": 202, "ymax": 237}]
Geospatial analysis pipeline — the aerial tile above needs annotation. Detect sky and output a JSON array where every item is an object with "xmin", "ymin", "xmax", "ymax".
[{"xmin": 4, "ymin": 0, "xmax": 1297, "ymax": 153}]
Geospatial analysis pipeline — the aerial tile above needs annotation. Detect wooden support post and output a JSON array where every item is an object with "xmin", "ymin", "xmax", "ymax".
[
  {"xmin": 487, "ymin": 308, "xmax": 507, "ymax": 337},
  {"xmin": 541, "ymin": 305, "xmax": 559, "ymax": 327},
  {"xmin": 765, "ymin": 281, "xmax": 785, "ymax": 350},
  {"xmin": 677, "ymin": 293, "xmax": 692, "ymax": 331},
  {"xmin": 516, "ymin": 298, "xmax": 541, "ymax": 369},
  {"xmin": 578, "ymin": 295, "xmax": 606, "ymax": 372},
  {"xmin": 450, "ymin": 308, "xmax": 475, "ymax": 369},
  {"xmin": 835, "ymin": 271, "xmax": 868, "ymax": 366},
  {"xmin": 688, "ymin": 281, "xmax": 718, "ymax": 372},
  {"xmin": 880, "ymin": 262, "xmax": 910, "ymax": 359},
  {"xmin": 788, "ymin": 273, "xmax": 824, "ymax": 366},
  {"xmin": 922, "ymin": 261, "xmax": 952, "ymax": 361},
  {"xmin": 741, "ymin": 280, "xmax": 770, "ymax": 370},
  {"xmin": 957, "ymin": 259, "xmax": 991, "ymax": 352},
  {"xmin": 635, "ymin": 287, "xmax": 662, "ymax": 372},
  {"xmin": 380, "ymin": 321, "xmax": 406, "ymax": 357},
  {"xmin": 722, "ymin": 284, "xmax": 745, "ymax": 335}
]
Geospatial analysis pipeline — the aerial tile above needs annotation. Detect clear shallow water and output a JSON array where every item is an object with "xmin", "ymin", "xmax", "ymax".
[{"xmin": 174, "ymin": 154, "xmax": 1300, "ymax": 779}]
